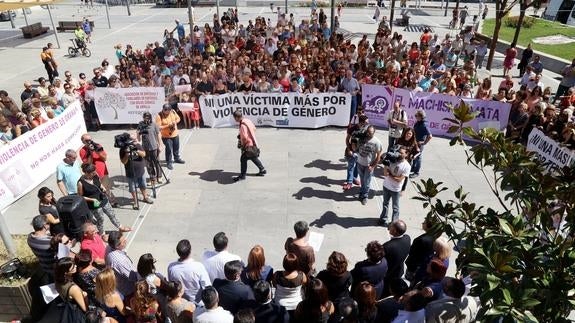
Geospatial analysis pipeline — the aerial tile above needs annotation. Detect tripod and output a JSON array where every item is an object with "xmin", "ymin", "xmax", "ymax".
[{"xmin": 149, "ymin": 153, "xmax": 169, "ymax": 198}]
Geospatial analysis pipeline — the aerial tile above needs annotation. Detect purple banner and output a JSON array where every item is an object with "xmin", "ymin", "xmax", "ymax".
[{"xmin": 362, "ymin": 84, "xmax": 511, "ymax": 137}]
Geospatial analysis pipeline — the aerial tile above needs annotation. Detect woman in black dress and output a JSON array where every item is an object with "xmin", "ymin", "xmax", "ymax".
[
  {"xmin": 517, "ymin": 43, "xmax": 533, "ymax": 77},
  {"xmin": 37, "ymin": 187, "xmax": 64, "ymax": 235},
  {"xmin": 316, "ymin": 251, "xmax": 352, "ymax": 305}
]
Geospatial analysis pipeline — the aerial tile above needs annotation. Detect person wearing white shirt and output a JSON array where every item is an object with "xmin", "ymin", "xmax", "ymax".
[
  {"xmin": 526, "ymin": 73, "xmax": 544, "ymax": 92},
  {"xmin": 392, "ymin": 290, "xmax": 427, "ymax": 323},
  {"xmin": 168, "ymin": 239, "xmax": 212, "ymax": 303},
  {"xmin": 379, "ymin": 147, "xmax": 411, "ymax": 227},
  {"xmin": 202, "ymin": 232, "xmax": 242, "ymax": 282},
  {"xmin": 520, "ymin": 66, "xmax": 536, "ymax": 87},
  {"xmin": 194, "ymin": 286, "xmax": 234, "ymax": 323},
  {"xmin": 425, "ymin": 277, "xmax": 478, "ymax": 323}
]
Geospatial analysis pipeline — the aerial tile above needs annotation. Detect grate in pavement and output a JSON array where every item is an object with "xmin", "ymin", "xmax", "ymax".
[{"xmin": 403, "ymin": 24, "xmax": 434, "ymax": 33}]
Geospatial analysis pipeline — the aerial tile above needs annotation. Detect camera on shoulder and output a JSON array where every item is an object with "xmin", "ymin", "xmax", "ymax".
[
  {"xmin": 381, "ymin": 145, "xmax": 402, "ymax": 166},
  {"xmin": 351, "ymin": 127, "xmax": 368, "ymax": 146},
  {"xmin": 114, "ymin": 133, "xmax": 137, "ymax": 152},
  {"xmin": 86, "ymin": 139, "xmax": 103, "ymax": 152}
]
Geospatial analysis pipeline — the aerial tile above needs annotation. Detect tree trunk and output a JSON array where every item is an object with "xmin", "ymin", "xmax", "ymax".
[
  {"xmin": 486, "ymin": 17, "xmax": 501, "ymax": 70},
  {"xmin": 390, "ymin": 0, "xmax": 396, "ymax": 33},
  {"xmin": 512, "ymin": 3, "xmax": 527, "ymax": 45}
]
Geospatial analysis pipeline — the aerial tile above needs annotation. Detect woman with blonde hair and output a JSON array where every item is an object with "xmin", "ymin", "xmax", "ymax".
[
  {"xmin": 95, "ymin": 268, "xmax": 130, "ymax": 323},
  {"xmin": 240, "ymin": 245, "xmax": 274, "ymax": 288},
  {"xmin": 433, "ymin": 236, "xmax": 452, "ymax": 267}
]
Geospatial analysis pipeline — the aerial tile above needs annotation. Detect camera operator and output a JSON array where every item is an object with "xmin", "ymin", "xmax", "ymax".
[
  {"xmin": 156, "ymin": 104, "xmax": 185, "ymax": 170},
  {"xmin": 387, "ymin": 101, "xmax": 408, "ymax": 151},
  {"xmin": 356, "ymin": 125, "xmax": 383, "ymax": 206},
  {"xmin": 137, "ymin": 112, "xmax": 163, "ymax": 185},
  {"xmin": 343, "ymin": 113, "xmax": 369, "ymax": 190},
  {"xmin": 119, "ymin": 133, "xmax": 154, "ymax": 210},
  {"xmin": 79, "ymin": 134, "xmax": 118, "ymax": 207},
  {"xmin": 378, "ymin": 146, "xmax": 411, "ymax": 227}
]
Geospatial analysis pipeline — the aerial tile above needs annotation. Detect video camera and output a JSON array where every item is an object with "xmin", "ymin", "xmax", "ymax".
[
  {"xmin": 85, "ymin": 139, "xmax": 104, "ymax": 152},
  {"xmin": 350, "ymin": 128, "xmax": 369, "ymax": 146},
  {"xmin": 381, "ymin": 145, "xmax": 402, "ymax": 166},
  {"xmin": 114, "ymin": 133, "xmax": 138, "ymax": 152}
]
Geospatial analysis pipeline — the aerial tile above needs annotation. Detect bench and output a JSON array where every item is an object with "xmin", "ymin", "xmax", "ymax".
[
  {"xmin": 20, "ymin": 22, "xmax": 49, "ymax": 38},
  {"xmin": 56, "ymin": 20, "xmax": 94, "ymax": 32}
]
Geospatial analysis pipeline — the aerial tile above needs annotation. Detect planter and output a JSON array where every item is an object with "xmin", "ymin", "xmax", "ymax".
[{"xmin": 0, "ymin": 278, "xmax": 32, "ymax": 322}]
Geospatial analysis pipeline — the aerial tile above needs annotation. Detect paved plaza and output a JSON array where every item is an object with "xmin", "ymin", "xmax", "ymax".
[{"xmin": 0, "ymin": 1, "xmax": 561, "ymax": 278}]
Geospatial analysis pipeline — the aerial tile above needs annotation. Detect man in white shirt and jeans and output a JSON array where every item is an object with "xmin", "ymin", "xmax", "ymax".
[{"xmin": 379, "ymin": 146, "xmax": 411, "ymax": 227}]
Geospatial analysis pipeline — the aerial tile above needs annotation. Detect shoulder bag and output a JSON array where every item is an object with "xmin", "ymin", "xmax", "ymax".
[{"xmin": 61, "ymin": 283, "xmax": 86, "ymax": 323}]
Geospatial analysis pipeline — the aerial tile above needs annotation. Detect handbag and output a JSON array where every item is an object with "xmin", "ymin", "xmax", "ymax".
[
  {"xmin": 244, "ymin": 146, "xmax": 261, "ymax": 158},
  {"xmin": 61, "ymin": 284, "xmax": 86, "ymax": 323}
]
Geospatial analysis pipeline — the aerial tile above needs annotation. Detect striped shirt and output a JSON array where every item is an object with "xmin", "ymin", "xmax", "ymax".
[
  {"xmin": 27, "ymin": 232, "xmax": 55, "ymax": 277},
  {"xmin": 105, "ymin": 247, "xmax": 139, "ymax": 296}
]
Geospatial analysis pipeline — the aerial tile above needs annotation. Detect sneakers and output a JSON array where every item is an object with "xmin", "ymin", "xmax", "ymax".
[
  {"xmin": 378, "ymin": 219, "xmax": 389, "ymax": 227},
  {"xmin": 233, "ymin": 176, "xmax": 246, "ymax": 182},
  {"xmin": 174, "ymin": 159, "xmax": 186, "ymax": 164},
  {"xmin": 167, "ymin": 163, "xmax": 173, "ymax": 170},
  {"xmin": 409, "ymin": 173, "xmax": 419, "ymax": 179},
  {"xmin": 256, "ymin": 169, "xmax": 267, "ymax": 176},
  {"xmin": 361, "ymin": 198, "xmax": 368, "ymax": 205},
  {"xmin": 353, "ymin": 178, "xmax": 361, "ymax": 186},
  {"xmin": 342, "ymin": 183, "xmax": 352, "ymax": 190}
]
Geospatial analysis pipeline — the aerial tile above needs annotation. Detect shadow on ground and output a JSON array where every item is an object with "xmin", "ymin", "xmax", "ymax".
[
  {"xmin": 304, "ymin": 159, "xmax": 346, "ymax": 171},
  {"xmin": 300, "ymin": 175, "xmax": 343, "ymax": 187},
  {"xmin": 310, "ymin": 211, "xmax": 378, "ymax": 229},
  {"xmin": 189, "ymin": 169, "xmax": 238, "ymax": 185},
  {"xmin": 292, "ymin": 186, "xmax": 380, "ymax": 202}
]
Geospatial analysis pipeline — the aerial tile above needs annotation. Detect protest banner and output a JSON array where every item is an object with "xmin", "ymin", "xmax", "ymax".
[
  {"xmin": 94, "ymin": 87, "xmax": 165, "ymax": 124},
  {"xmin": 361, "ymin": 84, "xmax": 511, "ymax": 136},
  {"xmin": 0, "ymin": 101, "xmax": 86, "ymax": 211},
  {"xmin": 199, "ymin": 92, "xmax": 351, "ymax": 128},
  {"xmin": 527, "ymin": 128, "xmax": 575, "ymax": 171}
]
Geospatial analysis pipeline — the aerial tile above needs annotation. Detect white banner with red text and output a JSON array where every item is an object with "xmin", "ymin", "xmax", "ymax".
[
  {"xmin": 199, "ymin": 92, "xmax": 351, "ymax": 128},
  {"xmin": 526, "ymin": 128, "xmax": 575, "ymax": 171},
  {"xmin": 0, "ymin": 101, "xmax": 86, "ymax": 211},
  {"xmin": 94, "ymin": 87, "xmax": 165, "ymax": 124},
  {"xmin": 362, "ymin": 84, "xmax": 511, "ymax": 136}
]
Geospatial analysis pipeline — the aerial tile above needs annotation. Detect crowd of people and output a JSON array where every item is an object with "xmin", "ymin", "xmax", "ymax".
[
  {"xmin": 5, "ymin": 3, "xmax": 575, "ymax": 323},
  {"xmin": 1, "ymin": 6, "xmax": 574, "ymax": 147},
  {"xmin": 29, "ymin": 212, "xmax": 478, "ymax": 322}
]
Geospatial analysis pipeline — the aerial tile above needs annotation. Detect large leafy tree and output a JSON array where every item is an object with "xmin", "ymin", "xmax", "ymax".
[{"xmin": 414, "ymin": 103, "xmax": 575, "ymax": 322}]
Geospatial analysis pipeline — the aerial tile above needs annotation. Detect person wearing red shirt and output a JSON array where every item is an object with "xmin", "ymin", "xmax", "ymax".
[
  {"xmin": 80, "ymin": 223, "xmax": 106, "ymax": 267},
  {"xmin": 79, "ymin": 133, "xmax": 118, "ymax": 207}
]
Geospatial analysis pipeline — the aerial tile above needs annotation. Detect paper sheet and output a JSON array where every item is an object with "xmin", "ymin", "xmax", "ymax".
[
  {"xmin": 308, "ymin": 231, "xmax": 324, "ymax": 253},
  {"xmin": 40, "ymin": 283, "xmax": 59, "ymax": 304}
]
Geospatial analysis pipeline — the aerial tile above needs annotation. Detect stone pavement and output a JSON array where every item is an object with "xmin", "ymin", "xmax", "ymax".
[{"xmin": 0, "ymin": 0, "xmax": 556, "ymax": 286}]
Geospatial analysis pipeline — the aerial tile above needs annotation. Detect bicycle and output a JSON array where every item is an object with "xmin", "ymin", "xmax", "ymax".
[{"xmin": 68, "ymin": 39, "xmax": 91, "ymax": 57}]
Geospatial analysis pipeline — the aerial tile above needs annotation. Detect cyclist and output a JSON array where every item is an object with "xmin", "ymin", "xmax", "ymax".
[{"xmin": 74, "ymin": 25, "xmax": 87, "ymax": 49}]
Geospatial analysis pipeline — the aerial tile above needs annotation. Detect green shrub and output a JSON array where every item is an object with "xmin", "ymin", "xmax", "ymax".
[{"xmin": 504, "ymin": 15, "xmax": 536, "ymax": 28}]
